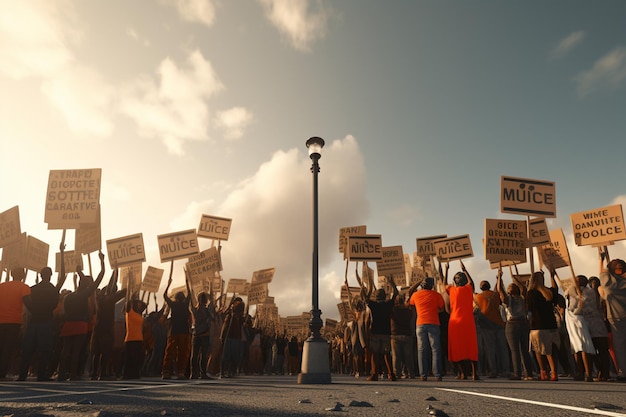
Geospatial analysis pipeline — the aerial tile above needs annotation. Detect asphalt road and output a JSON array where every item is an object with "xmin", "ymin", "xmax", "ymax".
[{"xmin": 2, "ymin": 374, "xmax": 626, "ymax": 417}]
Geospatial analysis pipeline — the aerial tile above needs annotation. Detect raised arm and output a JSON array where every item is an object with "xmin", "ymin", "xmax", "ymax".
[
  {"xmin": 56, "ymin": 237, "xmax": 68, "ymax": 290},
  {"xmin": 495, "ymin": 267, "xmax": 506, "ymax": 303}
]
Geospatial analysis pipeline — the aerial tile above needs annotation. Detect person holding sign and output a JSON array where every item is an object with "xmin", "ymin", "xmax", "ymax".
[
  {"xmin": 123, "ymin": 286, "xmax": 147, "ymax": 380},
  {"xmin": 188, "ymin": 269, "xmax": 216, "ymax": 380},
  {"xmin": 161, "ymin": 272, "xmax": 192, "ymax": 380},
  {"xmin": 598, "ymin": 254, "xmax": 626, "ymax": 380},
  {"xmin": 445, "ymin": 264, "xmax": 479, "ymax": 380},
  {"xmin": 495, "ymin": 269, "xmax": 534, "ymax": 381},
  {"xmin": 1, "ymin": 267, "xmax": 31, "ymax": 381},
  {"xmin": 527, "ymin": 271, "xmax": 559, "ymax": 382}
]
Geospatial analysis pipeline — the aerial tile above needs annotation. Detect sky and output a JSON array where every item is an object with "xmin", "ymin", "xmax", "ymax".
[{"xmin": 1, "ymin": 0, "xmax": 626, "ymax": 322}]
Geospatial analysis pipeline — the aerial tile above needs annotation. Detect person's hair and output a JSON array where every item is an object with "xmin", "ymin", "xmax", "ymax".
[
  {"xmin": 423, "ymin": 277, "xmax": 434, "ymax": 290},
  {"xmin": 507, "ymin": 283, "xmax": 520, "ymax": 296},
  {"xmin": 453, "ymin": 272, "xmax": 468, "ymax": 286},
  {"xmin": 479, "ymin": 280, "xmax": 491, "ymax": 291},
  {"xmin": 528, "ymin": 271, "xmax": 545, "ymax": 290},
  {"xmin": 576, "ymin": 275, "xmax": 588, "ymax": 288},
  {"xmin": 175, "ymin": 291, "xmax": 185, "ymax": 302},
  {"xmin": 608, "ymin": 259, "xmax": 626, "ymax": 275},
  {"xmin": 376, "ymin": 288, "xmax": 386, "ymax": 301}
]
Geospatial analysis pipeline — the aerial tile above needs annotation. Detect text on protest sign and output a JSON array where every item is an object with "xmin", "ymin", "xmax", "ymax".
[
  {"xmin": 416, "ymin": 234, "xmax": 447, "ymax": 256},
  {"xmin": 75, "ymin": 205, "xmax": 102, "ymax": 254},
  {"xmin": 484, "ymin": 219, "xmax": 527, "ymax": 263},
  {"xmin": 25, "ymin": 236, "xmax": 49, "ymax": 272},
  {"xmin": 339, "ymin": 225, "xmax": 367, "ymax": 254},
  {"xmin": 500, "ymin": 176, "xmax": 556, "ymax": 218},
  {"xmin": 227, "ymin": 278, "xmax": 249, "ymax": 294},
  {"xmin": 248, "ymin": 282, "xmax": 269, "ymax": 305},
  {"xmin": 197, "ymin": 214, "xmax": 232, "ymax": 241},
  {"xmin": 434, "ymin": 234, "xmax": 473, "ymax": 262},
  {"xmin": 0, "ymin": 206, "xmax": 21, "ymax": 247},
  {"xmin": 106, "ymin": 233, "xmax": 145, "ymax": 268},
  {"xmin": 376, "ymin": 245, "xmax": 405, "ymax": 279},
  {"xmin": 158, "ymin": 229, "xmax": 199, "ymax": 262},
  {"xmin": 45, "ymin": 168, "xmax": 102, "ymax": 228},
  {"xmin": 337, "ymin": 302, "xmax": 355, "ymax": 322},
  {"xmin": 252, "ymin": 267, "xmax": 275, "ymax": 284},
  {"xmin": 185, "ymin": 247, "xmax": 222, "ymax": 280},
  {"xmin": 346, "ymin": 235, "xmax": 382, "ymax": 261},
  {"xmin": 529, "ymin": 217, "xmax": 550, "ymax": 246},
  {"xmin": 539, "ymin": 228, "xmax": 570, "ymax": 271},
  {"xmin": 340, "ymin": 285, "xmax": 363, "ymax": 302},
  {"xmin": 141, "ymin": 266, "xmax": 165, "ymax": 293},
  {"xmin": 570, "ymin": 204, "xmax": 626, "ymax": 246},
  {"xmin": 55, "ymin": 250, "xmax": 83, "ymax": 274}
]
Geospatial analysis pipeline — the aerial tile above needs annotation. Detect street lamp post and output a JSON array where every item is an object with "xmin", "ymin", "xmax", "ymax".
[{"xmin": 298, "ymin": 136, "xmax": 331, "ymax": 384}]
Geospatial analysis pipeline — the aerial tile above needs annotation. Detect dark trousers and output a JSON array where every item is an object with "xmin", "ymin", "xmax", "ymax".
[
  {"xmin": 19, "ymin": 322, "xmax": 54, "ymax": 380},
  {"xmin": 123, "ymin": 341, "xmax": 144, "ymax": 379},
  {"xmin": 506, "ymin": 320, "xmax": 533, "ymax": 378},
  {"xmin": 0, "ymin": 323, "xmax": 21, "ymax": 378},
  {"xmin": 91, "ymin": 329, "xmax": 114, "ymax": 378},
  {"xmin": 191, "ymin": 334, "xmax": 210, "ymax": 377},
  {"xmin": 58, "ymin": 334, "xmax": 87, "ymax": 380}
]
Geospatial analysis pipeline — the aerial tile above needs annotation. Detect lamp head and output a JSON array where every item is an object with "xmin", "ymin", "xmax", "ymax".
[{"xmin": 306, "ymin": 136, "xmax": 325, "ymax": 158}]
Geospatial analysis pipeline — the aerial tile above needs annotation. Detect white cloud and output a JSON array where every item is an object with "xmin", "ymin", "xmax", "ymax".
[
  {"xmin": 41, "ymin": 66, "xmax": 116, "ymax": 137},
  {"xmin": 258, "ymin": 0, "xmax": 333, "ymax": 51},
  {"xmin": 215, "ymin": 107, "xmax": 254, "ymax": 140},
  {"xmin": 551, "ymin": 31, "xmax": 585, "ymax": 59},
  {"xmin": 171, "ymin": 0, "xmax": 217, "ymax": 27},
  {"xmin": 169, "ymin": 135, "xmax": 370, "ymax": 318},
  {"xmin": 126, "ymin": 27, "xmax": 151, "ymax": 47},
  {"xmin": 0, "ymin": 1, "xmax": 77, "ymax": 79},
  {"xmin": 386, "ymin": 204, "xmax": 420, "ymax": 226},
  {"xmin": 119, "ymin": 50, "xmax": 224, "ymax": 155},
  {"xmin": 574, "ymin": 46, "xmax": 626, "ymax": 97}
]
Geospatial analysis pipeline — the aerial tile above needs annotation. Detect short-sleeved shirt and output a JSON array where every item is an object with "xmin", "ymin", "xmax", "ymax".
[
  {"xmin": 27, "ymin": 281, "xmax": 59, "ymax": 323},
  {"xmin": 0, "ymin": 280, "xmax": 31, "ymax": 324},
  {"xmin": 366, "ymin": 299, "xmax": 394, "ymax": 335},
  {"xmin": 409, "ymin": 289, "xmax": 444, "ymax": 326},
  {"xmin": 527, "ymin": 287, "xmax": 557, "ymax": 330}
]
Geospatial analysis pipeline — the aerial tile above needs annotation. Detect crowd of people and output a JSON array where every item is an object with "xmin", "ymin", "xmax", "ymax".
[{"xmin": 1, "ymin": 242, "xmax": 625, "ymax": 384}]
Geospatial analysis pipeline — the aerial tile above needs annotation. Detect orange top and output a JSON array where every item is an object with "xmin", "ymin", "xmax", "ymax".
[
  {"xmin": 125, "ymin": 309, "xmax": 144, "ymax": 342},
  {"xmin": 409, "ymin": 289, "xmax": 444, "ymax": 325},
  {"xmin": 0, "ymin": 280, "xmax": 31, "ymax": 324}
]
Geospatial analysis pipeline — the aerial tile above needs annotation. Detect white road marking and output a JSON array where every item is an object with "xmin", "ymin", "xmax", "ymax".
[{"xmin": 437, "ymin": 387, "xmax": 626, "ymax": 416}]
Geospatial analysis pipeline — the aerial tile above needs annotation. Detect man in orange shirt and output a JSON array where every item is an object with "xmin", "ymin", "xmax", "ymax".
[
  {"xmin": 409, "ymin": 277, "xmax": 444, "ymax": 381},
  {"xmin": 0, "ymin": 267, "xmax": 31, "ymax": 380},
  {"xmin": 474, "ymin": 279, "xmax": 510, "ymax": 378}
]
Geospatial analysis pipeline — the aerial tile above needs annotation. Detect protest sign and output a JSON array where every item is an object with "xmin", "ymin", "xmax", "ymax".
[
  {"xmin": 157, "ymin": 229, "xmax": 199, "ymax": 262},
  {"xmin": 434, "ymin": 234, "xmax": 473, "ymax": 262},
  {"xmin": 55, "ymin": 250, "xmax": 83, "ymax": 274},
  {"xmin": 106, "ymin": 233, "xmax": 145, "ymax": 268},
  {"xmin": 528, "ymin": 217, "xmax": 551, "ymax": 246},
  {"xmin": 75, "ymin": 205, "xmax": 101, "ymax": 254},
  {"xmin": 252, "ymin": 267, "xmax": 275, "ymax": 284},
  {"xmin": 227, "ymin": 278, "xmax": 249, "ymax": 294},
  {"xmin": 197, "ymin": 214, "xmax": 232, "ymax": 241},
  {"xmin": 185, "ymin": 247, "xmax": 222, "ymax": 280},
  {"xmin": 1, "ymin": 232, "xmax": 27, "ymax": 269},
  {"xmin": 141, "ymin": 266, "xmax": 164, "ymax": 293},
  {"xmin": 339, "ymin": 225, "xmax": 367, "ymax": 254},
  {"xmin": 346, "ymin": 235, "xmax": 382, "ymax": 261},
  {"xmin": 501, "ymin": 176, "xmax": 556, "ymax": 217},
  {"xmin": 484, "ymin": 219, "xmax": 527, "ymax": 263},
  {"xmin": 570, "ymin": 204, "xmax": 626, "ymax": 246},
  {"xmin": 340, "ymin": 285, "xmax": 362, "ymax": 302},
  {"xmin": 416, "ymin": 234, "xmax": 447, "ymax": 256},
  {"xmin": 376, "ymin": 245, "xmax": 405, "ymax": 279},
  {"xmin": 25, "ymin": 236, "xmax": 49, "ymax": 272},
  {"xmin": 539, "ymin": 228, "xmax": 570, "ymax": 271},
  {"xmin": 120, "ymin": 263, "xmax": 142, "ymax": 290},
  {"xmin": 248, "ymin": 282, "xmax": 268, "ymax": 305},
  {"xmin": 45, "ymin": 168, "xmax": 101, "ymax": 228},
  {"xmin": 0, "ymin": 206, "xmax": 21, "ymax": 248}
]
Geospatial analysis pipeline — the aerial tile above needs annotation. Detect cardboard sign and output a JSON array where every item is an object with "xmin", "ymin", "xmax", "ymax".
[
  {"xmin": 120, "ymin": 263, "xmax": 142, "ymax": 290},
  {"xmin": 501, "ymin": 176, "xmax": 556, "ymax": 218},
  {"xmin": 106, "ymin": 233, "xmax": 145, "ymax": 268},
  {"xmin": 339, "ymin": 225, "xmax": 367, "ymax": 254},
  {"xmin": 433, "ymin": 234, "xmax": 473, "ymax": 262},
  {"xmin": 539, "ymin": 228, "xmax": 570, "ymax": 271},
  {"xmin": 75, "ymin": 205, "xmax": 102, "ymax": 254},
  {"xmin": 0, "ymin": 206, "xmax": 21, "ymax": 248},
  {"xmin": 55, "ymin": 250, "xmax": 83, "ymax": 274},
  {"xmin": 25, "ymin": 236, "xmax": 49, "ymax": 272},
  {"xmin": 1, "ymin": 232, "xmax": 27, "ymax": 269},
  {"xmin": 157, "ymin": 229, "xmax": 199, "ymax": 262},
  {"xmin": 484, "ymin": 219, "xmax": 527, "ymax": 263},
  {"xmin": 416, "ymin": 234, "xmax": 447, "ymax": 256},
  {"xmin": 185, "ymin": 247, "xmax": 222, "ymax": 280},
  {"xmin": 248, "ymin": 282, "xmax": 268, "ymax": 305},
  {"xmin": 346, "ymin": 235, "xmax": 382, "ymax": 261},
  {"xmin": 337, "ymin": 302, "xmax": 355, "ymax": 322},
  {"xmin": 340, "ymin": 285, "xmax": 362, "ymax": 302},
  {"xmin": 570, "ymin": 204, "xmax": 626, "ymax": 246},
  {"xmin": 489, "ymin": 259, "xmax": 523, "ymax": 270},
  {"xmin": 252, "ymin": 267, "xmax": 275, "ymax": 284},
  {"xmin": 529, "ymin": 217, "xmax": 550, "ymax": 246},
  {"xmin": 376, "ymin": 245, "xmax": 405, "ymax": 279},
  {"xmin": 141, "ymin": 266, "xmax": 164, "ymax": 293},
  {"xmin": 227, "ymin": 278, "xmax": 249, "ymax": 294},
  {"xmin": 197, "ymin": 214, "xmax": 232, "ymax": 241},
  {"xmin": 45, "ymin": 168, "xmax": 102, "ymax": 228}
]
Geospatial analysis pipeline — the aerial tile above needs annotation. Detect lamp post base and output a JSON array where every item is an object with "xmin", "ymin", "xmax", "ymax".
[{"xmin": 297, "ymin": 337, "xmax": 331, "ymax": 384}]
